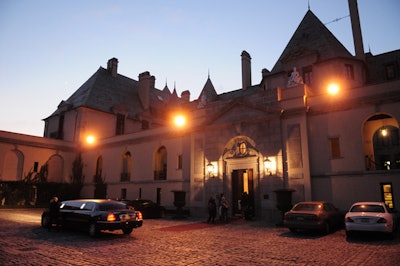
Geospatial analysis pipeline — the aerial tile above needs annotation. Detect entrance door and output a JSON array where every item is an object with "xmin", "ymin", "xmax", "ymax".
[{"xmin": 231, "ymin": 169, "xmax": 254, "ymax": 216}]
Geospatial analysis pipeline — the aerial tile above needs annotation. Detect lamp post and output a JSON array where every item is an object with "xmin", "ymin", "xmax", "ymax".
[{"xmin": 171, "ymin": 113, "xmax": 188, "ymax": 218}]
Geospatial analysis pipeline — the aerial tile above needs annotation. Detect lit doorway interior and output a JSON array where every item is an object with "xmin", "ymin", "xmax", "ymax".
[{"xmin": 231, "ymin": 169, "xmax": 254, "ymax": 216}]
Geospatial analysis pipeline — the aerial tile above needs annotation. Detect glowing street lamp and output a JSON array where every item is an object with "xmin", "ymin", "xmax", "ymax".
[
  {"xmin": 173, "ymin": 114, "xmax": 186, "ymax": 128},
  {"xmin": 85, "ymin": 135, "xmax": 96, "ymax": 145},
  {"xmin": 327, "ymin": 83, "xmax": 339, "ymax": 95}
]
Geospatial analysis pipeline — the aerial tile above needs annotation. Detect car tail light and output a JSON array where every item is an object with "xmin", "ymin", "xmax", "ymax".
[
  {"xmin": 377, "ymin": 218, "xmax": 387, "ymax": 224},
  {"xmin": 136, "ymin": 211, "xmax": 143, "ymax": 220},
  {"xmin": 107, "ymin": 213, "xmax": 116, "ymax": 222},
  {"xmin": 345, "ymin": 217, "xmax": 354, "ymax": 223}
]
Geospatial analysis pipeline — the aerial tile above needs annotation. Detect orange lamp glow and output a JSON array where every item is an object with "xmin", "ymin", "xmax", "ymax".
[
  {"xmin": 327, "ymin": 83, "xmax": 340, "ymax": 95},
  {"xmin": 173, "ymin": 115, "xmax": 186, "ymax": 127},
  {"xmin": 86, "ymin": 135, "xmax": 96, "ymax": 145}
]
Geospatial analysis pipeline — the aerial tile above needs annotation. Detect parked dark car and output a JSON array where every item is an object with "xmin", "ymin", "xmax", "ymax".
[
  {"xmin": 121, "ymin": 199, "xmax": 166, "ymax": 219},
  {"xmin": 41, "ymin": 199, "xmax": 143, "ymax": 237},
  {"xmin": 283, "ymin": 201, "xmax": 343, "ymax": 234}
]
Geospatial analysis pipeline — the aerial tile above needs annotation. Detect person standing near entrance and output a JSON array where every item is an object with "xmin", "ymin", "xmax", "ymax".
[
  {"xmin": 207, "ymin": 196, "xmax": 217, "ymax": 223},
  {"xmin": 220, "ymin": 194, "xmax": 229, "ymax": 222}
]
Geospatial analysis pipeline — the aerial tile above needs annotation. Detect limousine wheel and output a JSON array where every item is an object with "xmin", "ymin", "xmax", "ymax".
[
  {"xmin": 122, "ymin": 228, "xmax": 133, "ymax": 235},
  {"xmin": 89, "ymin": 223, "xmax": 99, "ymax": 237}
]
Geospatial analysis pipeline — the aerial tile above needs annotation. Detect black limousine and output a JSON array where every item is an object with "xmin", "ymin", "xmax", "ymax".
[{"xmin": 41, "ymin": 199, "xmax": 143, "ymax": 237}]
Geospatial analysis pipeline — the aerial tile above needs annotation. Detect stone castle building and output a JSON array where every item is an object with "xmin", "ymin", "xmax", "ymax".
[{"xmin": 1, "ymin": 0, "xmax": 399, "ymax": 221}]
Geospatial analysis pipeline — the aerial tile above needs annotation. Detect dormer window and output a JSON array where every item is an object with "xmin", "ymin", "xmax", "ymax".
[
  {"xmin": 302, "ymin": 66, "xmax": 313, "ymax": 85},
  {"xmin": 116, "ymin": 113, "xmax": 125, "ymax": 135},
  {"xmin": 345, "ymin": 64, "xmax": 354, "ymax": 80},
  {"xmin": 385, "ymin": 63, "xmax": 397, "ymax": 80}
]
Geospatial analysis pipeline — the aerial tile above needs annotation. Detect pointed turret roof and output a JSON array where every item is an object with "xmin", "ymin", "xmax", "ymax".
[
  {"xmin": 271, "ymin": 10, "xmax": 353, "ymax": 73},
  {"xmin": 198, "ymin": 77, "xmax": 218, "ymax": 104}
]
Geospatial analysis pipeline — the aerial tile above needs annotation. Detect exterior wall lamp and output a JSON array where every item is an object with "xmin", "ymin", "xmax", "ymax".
[
  {"xmin": 207, "ymin": 162, "xmax": 215, "ymax": 178},
  {"xmin": 264, "ymin": 158, "xmax": 276, "ymax": 175},
  {"xmin": 264, "ymin": 158, "xmax": 272, "ymax": 176},
  {"xmin": 381, "ymin": 127, "xmax": 388, "ymax": 137}
]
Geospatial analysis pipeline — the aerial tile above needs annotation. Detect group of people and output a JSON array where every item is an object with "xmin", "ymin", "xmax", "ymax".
[
  {"xmin": 207, "ymin": 192, "xmax": 254, "ymax": 223},
  {"xmin": 207, "ymin": 193, "xmax": 229, "ymax": 223}
]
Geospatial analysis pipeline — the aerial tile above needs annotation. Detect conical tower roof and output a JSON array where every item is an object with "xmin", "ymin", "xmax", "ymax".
[{"xmin": 271, "ymin": 10, "xmax": 353, "ymax": 73}]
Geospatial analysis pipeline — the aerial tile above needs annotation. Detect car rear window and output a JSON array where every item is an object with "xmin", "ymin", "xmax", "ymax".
[
  {"xmin": 350, "ymin": 205, "xmax": 385, "ymax": 213},
  {"xmin": 293, "ymin": 203, "xmax": 321, "ymax": 211},
  {"xmin": 99, "ymin": 202, "xmax": 128, "ymax": 211}
]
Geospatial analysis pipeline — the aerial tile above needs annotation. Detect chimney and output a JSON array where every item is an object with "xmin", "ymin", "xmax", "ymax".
[
  {"xmin": 107, "ymin": 58, "xmax": 118, "ymax": 77},
  {"xmin": 241, "ymin": 50, "xmax": 252, "ymax": 89},
  {"xmin": 348, "ymin": 0, "xmax": 365, "ymax": 60},
  {"xmin": 138, "ymin": 71, "xmax": 155, "ymax": 110},
  {"xmin": 181, "ymin": 90, "xmax": 190, "ymax": 102}
]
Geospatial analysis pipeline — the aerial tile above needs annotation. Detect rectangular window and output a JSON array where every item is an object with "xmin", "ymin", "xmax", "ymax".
[
  {"xmin": 302, "ymin": 66, "xmax": 313, "ymax": 85},
  {"xmin": 345, "ymin": 64, "xmax": 354, "ymax": 80},
  {"xmin": 116, "ymin": 113, "xmax": 125, "ymax": 135},
  {"xmin": 177, "ymin": 154, "xmax": 183, "ymax": 169},
  {"xmin": 121, "ymin": 188, "xmax": 127, "ymax": 200},
  {"xmin": 141, "ymin": 120, "xmax": 149, "ymax": 130},
  {"xmin": 57, "ymin": 112, "xmax": 65, "ymax": 140},
  {"xmin": 329, "ymin": 137, "xmax": 341, "ymax": 159},
  {"xmin": 385, "ymin": 63, "xmax": 397, "ymax": 80}
]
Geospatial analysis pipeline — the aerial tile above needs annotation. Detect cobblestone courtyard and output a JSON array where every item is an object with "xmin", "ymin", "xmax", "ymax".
[{"xmin": 0, "ymin": 209, "xmax": 399, "ymax": 265}]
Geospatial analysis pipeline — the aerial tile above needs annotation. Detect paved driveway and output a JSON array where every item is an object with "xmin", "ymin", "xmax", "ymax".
[{"xmin": 0, "ymin": 208, "xmax": 399, "ymax": 265}]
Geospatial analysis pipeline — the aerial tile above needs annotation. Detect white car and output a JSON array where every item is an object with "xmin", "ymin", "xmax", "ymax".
[{"xmin": 345, "ymin": 202, "xmax": 398, "ymax": 238}]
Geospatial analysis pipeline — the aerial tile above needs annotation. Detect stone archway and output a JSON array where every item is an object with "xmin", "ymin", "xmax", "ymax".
[
  {"xmin": 2, "ymin": 149, "xmax": 24, "ymax": 181},
  {"xmin": 47, "ymin": 155, "xmax": 64, "ymax": 182}
]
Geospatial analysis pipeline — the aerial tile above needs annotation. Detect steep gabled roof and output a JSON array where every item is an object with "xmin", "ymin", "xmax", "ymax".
[
  {"xmin": 271, "ymin": 10, "xmax": 353, "ymax": 73},
  {"xmin": 49, "ymin": 67, "xmax": 171, "ymax": 118}
]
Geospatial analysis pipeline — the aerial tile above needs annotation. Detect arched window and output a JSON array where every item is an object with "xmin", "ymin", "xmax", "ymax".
[
  {"xmin": 363, "ymin": 114, "xmax": 400, "ymax": 170},
  {"xmin": 154, "ymin": 146, "xmax": 167, "ymax": 180},
  {"xmin": 47, "ymin": 155, "xmax": 64, "ymax": 182},
  {"xmin": 94, "ymin": 156, "xmax": 103, "ymax": 182},
  {"xmin": 120, "ymin": 151, "xmax": 131, "ymax": 182}
]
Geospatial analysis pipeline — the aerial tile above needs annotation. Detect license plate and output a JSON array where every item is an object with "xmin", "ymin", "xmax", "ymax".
[
  {"xmin": 360, "ymin": 218, "xmax": 369, "ymax": 223},
  {"xmin": 297, "ymin": 217, "xmax": 304, "ymax": 221},
  {"xmin": 120, "ymin": 214, "xmax": 132, "ymax": 222}
]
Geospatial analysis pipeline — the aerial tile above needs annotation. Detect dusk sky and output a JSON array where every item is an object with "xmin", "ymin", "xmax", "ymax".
[{"xmin": 1, "ymin": 0, "xmax": 399, "ymax": 137}]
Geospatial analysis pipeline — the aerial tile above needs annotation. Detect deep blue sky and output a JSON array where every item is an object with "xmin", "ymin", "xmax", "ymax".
[{"xmin": 1, "ymin": 0, "xmax": 399, "ymax": 136}]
